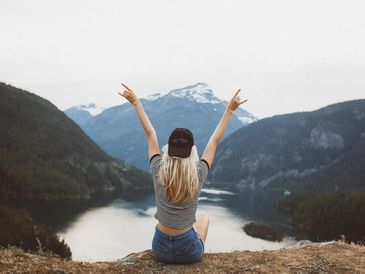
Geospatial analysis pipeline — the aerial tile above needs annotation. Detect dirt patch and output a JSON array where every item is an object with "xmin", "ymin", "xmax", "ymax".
[{"xmin": 0, "ymin": 241, "xmax": 364, "ymax": 273}]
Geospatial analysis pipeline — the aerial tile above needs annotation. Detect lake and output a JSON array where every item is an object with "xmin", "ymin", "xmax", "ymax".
[{"xmin": 25, "ymin": 188, "xmax": 297, "ymax": 262}]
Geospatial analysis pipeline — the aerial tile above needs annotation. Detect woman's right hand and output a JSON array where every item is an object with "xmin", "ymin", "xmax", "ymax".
[
  {"xmin": 227, "ymin": 89, "xmax": 248, "ymax": 113},
  {"xmin": 119, "ymin": 83, "xmax": 140, "ymax": 106}
]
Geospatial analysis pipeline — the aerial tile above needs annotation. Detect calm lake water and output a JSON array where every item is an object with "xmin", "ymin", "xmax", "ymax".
[{"xmin": 25, "ymin": 187, "xmax": 297, "ymax": 262}]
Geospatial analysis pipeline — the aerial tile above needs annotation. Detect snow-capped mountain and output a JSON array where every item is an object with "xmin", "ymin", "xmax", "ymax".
[
  {"xmin": 65, "ymin": 103, "xmax": 107, "ymax": 127},
  {"xmin": 166, "ymin": 82, "xmax": 221, "ymax": 104},
  {"xmin": 65, "ymin": 103, "xmax": 107, "ymax": 117},
  {"xmin": 142, "ymin": 82, "xmax": 256, "ymax": 124},
  {"xmin": 144, "ymin": 82, "xmax": 221, "ymax": 104},
  {"xmin": 65, "ymin": 82, "xmax": 257, "ymax": 170},
  {"xmin": 74, "ymin": 103, "xmax": 107, "ymax": 116}
]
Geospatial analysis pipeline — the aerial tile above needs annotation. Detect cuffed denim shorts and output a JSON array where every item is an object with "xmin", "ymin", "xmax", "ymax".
[{"xmin": 152, "ymin": 225, "xmax": 204, "ymax": 264}]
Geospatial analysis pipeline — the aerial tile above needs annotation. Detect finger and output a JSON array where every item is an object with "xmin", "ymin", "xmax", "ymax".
[
  {"xmin": 234, "ymin": 88, "xmax": 241, "ymax": 98},
  {"xmin": 118, "ymin": 92, "xmax": 131, "ymax": 100},
  {"xmin": 239, "ymin": 99, "xmax": 248, "ymax": 105},
  {"xmin": 124, "ymin": 93, "xmax": 134, "ymax": 102},
  {"xmin": 121, "ymin": 83, "xmax": 132, "ymax": 91},
  {"xmin": 118, "ymin": 92, "xmax": 126, "ymax": 98}
]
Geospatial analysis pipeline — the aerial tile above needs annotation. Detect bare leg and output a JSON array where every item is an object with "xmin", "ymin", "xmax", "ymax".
[{"xmin": 193, "ymin": 212, "xmax": 210, "ymax": 244}]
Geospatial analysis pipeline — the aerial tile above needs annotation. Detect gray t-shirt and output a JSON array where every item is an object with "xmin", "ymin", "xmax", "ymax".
[{"xmin": 150, "ymin": 154, "xmax": 209, "ymax": 229}]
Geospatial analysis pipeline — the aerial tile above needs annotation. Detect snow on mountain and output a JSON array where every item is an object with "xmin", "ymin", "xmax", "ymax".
[
  {"xmin": 66, "ymin": 83, "xmax": 256, "ymax": 127},
  {"xmin": 144, "ymin": 82, "xmax": 256, "ymax": 125},
  {"xmin": 168, "ymin": 82, "xmax": 221, "ymax": 104},
  {"xmin": 237, "ymin": 116, "xmax": 257, "ymax": 124},
  {"xmin": 74, "ymin": 103, "xmax": 106, "ymax": 116},
  {"xmin": 143, "ymin": 82, "xmax": 221, "ymax": 104},
  {"xmin": 235, "ymin": 110, "xmax": 258, "ymax": 124},
  {"xmin": 145, "ymin": 93, "xmax": 163, "ymax": 101},
  {"xmin": 64, "ymin": 103, "xmax": 109, "ymax": 127},
  {"xmin": 65, "ymin": 82, "xmax": 257, "ymax": 170}
]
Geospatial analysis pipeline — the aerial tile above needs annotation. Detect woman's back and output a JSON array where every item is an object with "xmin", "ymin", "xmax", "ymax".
[{"xmin": 150, "ymin": 154, "xmax": 209, "ymax": 230}]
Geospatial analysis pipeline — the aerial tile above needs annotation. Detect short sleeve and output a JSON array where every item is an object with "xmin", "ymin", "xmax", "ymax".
[
  {"xmin": 150, "ymin": 154, "xmax": 162, "ymax": 177},
  {"xmin": 197, "ymin": 159, "xmax": 209, "ymax": 183}
]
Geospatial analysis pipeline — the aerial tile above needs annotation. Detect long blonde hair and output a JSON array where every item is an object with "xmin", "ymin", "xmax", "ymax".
[{"xmin": 159, "ymin": 144, "xmax": 200, "ymax": 204}]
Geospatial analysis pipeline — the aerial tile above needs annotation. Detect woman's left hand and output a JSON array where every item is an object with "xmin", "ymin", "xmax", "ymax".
[
  {"xmin": 227, "ymin": 89, "xmax": 248, "ymax": 113},
  {"xmin": 119, "ymin": 83, "xmax": 140, "ymax": 106}
]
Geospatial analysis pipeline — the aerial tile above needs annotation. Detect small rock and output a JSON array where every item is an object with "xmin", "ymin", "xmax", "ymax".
[
  {"xmin": 116, "ymin": 256, "xmax": 136, "ymax": 266},
  {"xmin": 52, "ymin": 267, "xmax": 68, "ymax": 274}
]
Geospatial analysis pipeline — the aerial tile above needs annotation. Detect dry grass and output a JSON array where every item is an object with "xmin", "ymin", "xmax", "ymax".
[{"xmin": 0, "ymin": 241, "xmax": 364, "ymax": 274}]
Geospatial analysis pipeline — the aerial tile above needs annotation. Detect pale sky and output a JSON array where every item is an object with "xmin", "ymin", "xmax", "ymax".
[{"xmin": 1, "ymin": 0, "xmax": 364, "ymax": 118}]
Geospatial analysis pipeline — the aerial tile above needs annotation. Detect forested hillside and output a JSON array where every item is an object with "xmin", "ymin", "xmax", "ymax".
[
  {"xmin": 278, "ymin": 192, "xmax": 365, "ymax": 243},
  {"xmin": 0, "ymin": 82, "xmax": 152, "ymax": 201},
  {"xmin": 210, "ymin": 99, "xmax": 365, "ymax": 192}
]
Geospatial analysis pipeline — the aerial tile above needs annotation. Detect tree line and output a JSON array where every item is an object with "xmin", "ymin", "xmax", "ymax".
[{"xmin": 278, "ymin": 192, "xmax": 365, "ymax": 244}]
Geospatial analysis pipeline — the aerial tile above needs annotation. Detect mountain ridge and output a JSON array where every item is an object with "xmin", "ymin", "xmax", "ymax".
[
  {"xmin": 209, "ymin": 98, "xmax": 365, "ymax": 192},
  {"xmin": 65, "ymin": 82, "xmax": 255, "ymax": 123},
  {"xmin": 65, "ymin": 82, "xmax": 256, "ymax": 170},
  {"xmin": 0, "ymin": 82, "xmax": 152, "ymax": 201}
]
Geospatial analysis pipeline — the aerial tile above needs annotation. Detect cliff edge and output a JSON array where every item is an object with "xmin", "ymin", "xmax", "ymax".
[{"xmin": 1, "ymin": 241, "xmax": 364, "ymax": 274}]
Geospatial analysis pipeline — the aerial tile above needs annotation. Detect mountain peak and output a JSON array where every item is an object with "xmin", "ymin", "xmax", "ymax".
[
  {"xmin": 72, "ymin": 103, "xmax": 106, "ymax": 116},
  {"xmin": 144, "ymin": 82, "xmax": 221, "ymax": 104},
  {"xmin": 168, "ymin": 82, "xmax": 221, "ymax": 104}
]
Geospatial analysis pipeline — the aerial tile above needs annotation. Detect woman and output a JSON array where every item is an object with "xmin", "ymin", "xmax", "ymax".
[{"xmin": 119, "ymin": 83, "xmax": 247, "ymax": 264}]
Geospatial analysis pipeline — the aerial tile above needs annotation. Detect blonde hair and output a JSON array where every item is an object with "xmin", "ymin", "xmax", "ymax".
[{"xmin": 159, "ymin": 144, "xmax": 200, "ymax": 204}]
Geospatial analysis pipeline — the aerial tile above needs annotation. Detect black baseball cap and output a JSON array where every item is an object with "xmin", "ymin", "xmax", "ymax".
[{"xmin": 168, "ymin": 128, "xmax": 194, "ymax": 158}]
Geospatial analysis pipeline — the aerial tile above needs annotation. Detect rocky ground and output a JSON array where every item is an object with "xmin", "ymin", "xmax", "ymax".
[{"xmin": 1, "ymin": 241, "xmax": 364, "ymax": 274}]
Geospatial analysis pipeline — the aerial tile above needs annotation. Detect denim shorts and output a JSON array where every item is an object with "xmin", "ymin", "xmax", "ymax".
[{"xmin": 152, "ymin": 225, "xmax": 204, "ymax": 264}]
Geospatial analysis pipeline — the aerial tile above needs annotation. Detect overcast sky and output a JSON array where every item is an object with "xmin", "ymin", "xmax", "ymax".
[{"xmin": 1, "ymin": 0, "xmax": 364, "ymax": 118}]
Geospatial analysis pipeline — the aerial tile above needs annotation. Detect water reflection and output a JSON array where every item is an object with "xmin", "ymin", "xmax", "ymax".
[
  {"xmin": 52, "ymin": 188, "xmax": 296, "ymax": 262},
  {"xmin": 13, "ymin": 192, "xmax": 152, "ymax": 232},
  {"xmin": 58, "ymin": 203, "xmax": 157, "ymax": 262}
]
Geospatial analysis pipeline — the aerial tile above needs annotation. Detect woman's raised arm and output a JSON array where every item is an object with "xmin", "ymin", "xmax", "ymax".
[
  {"xmin": 119, "ymin": 83, "xmax": 160, "ymax": 160},
  {"xmin": 201, "ymin": 89, "xmax": 247, "ymax": 168}
]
